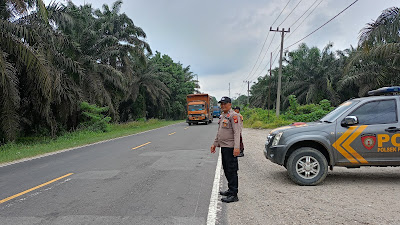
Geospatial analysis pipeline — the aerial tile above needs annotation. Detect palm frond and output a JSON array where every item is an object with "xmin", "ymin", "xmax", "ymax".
[{"xmin": 0, "ymin": 50, "xmax": 20, "ymax": 141}]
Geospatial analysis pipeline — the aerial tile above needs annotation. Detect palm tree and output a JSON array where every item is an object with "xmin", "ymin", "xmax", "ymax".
[
  {"xmin": 119, "ymin": 59, "xmax": 170, "ymax": 121},
  {"xmin": 60, "ymin": 1, "xmax": 152, "ymax": 120},
  {"xmin": 342, "ymin": 7, "xmax": 400, "ymax": 96},
  {"xmin": 0, "ymin": 0, "xmax": 55, "ymax": 141},
  {"xmin": 250, "ymin": 73, "xmax": 278, "ymax": 110},
  {"xmin": 283, "ymin": 43, "xmax": 341, "ymax": 105}
]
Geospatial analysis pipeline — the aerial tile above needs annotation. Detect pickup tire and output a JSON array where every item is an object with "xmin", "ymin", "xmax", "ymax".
[{"xmin": 286, "ymin": 147, "xmax": 328, "ymax": 186}]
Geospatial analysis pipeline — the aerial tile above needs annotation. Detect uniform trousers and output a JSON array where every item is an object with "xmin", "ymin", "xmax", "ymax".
[{"xmin": 221, "ymin": 147, "xmax": 239, "ymax": 196}]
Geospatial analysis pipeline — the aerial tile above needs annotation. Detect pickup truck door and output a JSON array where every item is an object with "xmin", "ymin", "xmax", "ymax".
[{"xmin": 334, "ymin": 97, "xmax": 400, "ymax": 165}]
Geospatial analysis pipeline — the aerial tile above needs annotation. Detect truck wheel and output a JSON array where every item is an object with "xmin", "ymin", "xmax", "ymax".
[
  {"xmin": 188, "ymin": 123, "xmax": 192, "ymax": 126},
  {"xmin": 286, "ymin": 147, "xmax": 328, "ymax": 186}
]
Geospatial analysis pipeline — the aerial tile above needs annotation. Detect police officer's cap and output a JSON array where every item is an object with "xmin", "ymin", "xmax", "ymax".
[
  {"xmin": 218, "ymin": 96, "xmax": 231, "ymax": 103},
  {"xmin": 234, "ymin": 106, "xmax": 241, "ymax": 111}
]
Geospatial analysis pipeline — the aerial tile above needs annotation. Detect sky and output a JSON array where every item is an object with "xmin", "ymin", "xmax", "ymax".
[{"xmin": 45, "ymin": 0, "xmax": 398, "ymax": 100}]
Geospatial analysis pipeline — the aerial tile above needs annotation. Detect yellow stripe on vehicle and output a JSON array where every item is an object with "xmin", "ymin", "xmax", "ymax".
[
  {"xmin": 332, "ymin": 126, "xmax": 358, "ymax": 163},
  {"xmin": 342, "ymin": 125, "xmax": 369, "ymax": 164}
]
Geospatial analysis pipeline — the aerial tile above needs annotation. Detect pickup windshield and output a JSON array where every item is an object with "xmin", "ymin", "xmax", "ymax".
[
  {"xmin": 320, "ymin": 100, "xmax": 358, "ymax": 122},
  {"xmin": 189, "ymin": 104, "xmax": 205, "ymax": 111}
]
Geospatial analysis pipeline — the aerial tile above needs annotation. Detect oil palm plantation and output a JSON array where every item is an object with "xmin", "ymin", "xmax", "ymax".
[
  {"xmin": 0, "ymin": 0, "xmax": 198, "ymax": 143},
  {"xmin": 60, "ymin": 1, "xmax": 152, "ymax": 120},
  {"xmin": 0, "ymin": 0, "xmax": 79, "ymax": 141},
  {"xmin": 342, "ymin": 7, "xmax": 400, "ymax": 96},
  {"xmin": 283, "ymin": 43, "xmax": 341, "ymax": 106}
]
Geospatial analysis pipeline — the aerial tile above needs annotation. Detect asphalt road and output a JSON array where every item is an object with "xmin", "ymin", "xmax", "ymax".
[{"xmin": 0, "ymin": 121, "xmax": 222, "ymax": 225}]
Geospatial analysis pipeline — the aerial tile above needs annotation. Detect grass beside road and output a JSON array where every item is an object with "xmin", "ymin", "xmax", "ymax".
[{"xmin": 0, "ymin": 119, "xmax": 183, "ymax": 164}]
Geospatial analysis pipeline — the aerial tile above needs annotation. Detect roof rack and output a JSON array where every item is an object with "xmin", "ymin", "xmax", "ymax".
[{"xmin": 368, "ymin": 86, "xmax": 400, "ymax": 96}]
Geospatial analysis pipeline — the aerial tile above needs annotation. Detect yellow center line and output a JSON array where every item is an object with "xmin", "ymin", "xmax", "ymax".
[
  {"xmin": 168, "ymin": 132, "xmax": 176, "ymax": 136},
  {"xmin": 184, "ymin": 127, "xmax": 189, "ymax": 130},
  {"xmin": 132, "ymin": 142, "xmax": 151, "ymax": 150},
  {"xmin": 0, "ymin": 173, "xmax": 74, "ymax": 205}
]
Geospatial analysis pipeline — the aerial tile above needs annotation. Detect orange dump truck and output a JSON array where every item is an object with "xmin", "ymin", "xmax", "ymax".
[{"xmin": 186, "ymin": 94, "xmax": 213, "ymax": 125}]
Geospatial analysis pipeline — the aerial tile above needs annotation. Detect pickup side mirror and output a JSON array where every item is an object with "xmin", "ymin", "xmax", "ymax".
[{"xmin": 341, "ymin": 116, "xmax": 359, "ymax": 127}]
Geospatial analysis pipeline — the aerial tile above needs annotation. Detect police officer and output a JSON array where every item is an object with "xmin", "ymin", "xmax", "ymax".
[
  {"xmin": 233, "ymin": 106, "xmax": 244, "ymax": 157},
  {"xmin": 211, "ymin": 96, "xmax": 242, "ymax": 203}
]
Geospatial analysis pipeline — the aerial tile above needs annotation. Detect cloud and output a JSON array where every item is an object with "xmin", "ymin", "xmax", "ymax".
[{"xmin": 45, "ymin": 0, "xmax": 399, "ymax": 101}]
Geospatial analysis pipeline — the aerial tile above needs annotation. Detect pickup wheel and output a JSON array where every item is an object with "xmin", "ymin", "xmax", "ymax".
[{"xmin": 286, "ymin": 147, "xmax": 328, "ymax": 186}]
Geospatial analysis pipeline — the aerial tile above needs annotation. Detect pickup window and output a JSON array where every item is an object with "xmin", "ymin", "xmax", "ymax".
[{"xmin": 348, "ymin": 99, "xmax": 397, "ymax": 125}]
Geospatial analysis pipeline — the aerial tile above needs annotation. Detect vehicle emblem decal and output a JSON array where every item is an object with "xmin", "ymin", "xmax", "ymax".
[{"xmin": 361, "ymin": 134, "xmax": 376, "ymax": 150}]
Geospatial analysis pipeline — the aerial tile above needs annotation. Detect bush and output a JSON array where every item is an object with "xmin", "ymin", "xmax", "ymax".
[
  {"xmin": 283, "ymin": 96, "xmax": 334, "ymax": 122},
  {"xmin": 79, "ymin": 102, "xmax": 112, "ymax": 132},
  {"xmin": 242, "ymin": 96, "xmax": 334, "ymax": 129}
]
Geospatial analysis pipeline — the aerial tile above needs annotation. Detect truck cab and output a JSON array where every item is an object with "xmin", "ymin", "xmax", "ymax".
[
  {"xmin": 186, "ymin": 94, "xmax": 213, "ymax": 125},
  {"xmin": 264, "ymin": 86, "xmax": 400, "ymax": 185},
  {"xmin": 212, "ymin": 106, "xmax": 221, "ymax": 118}
]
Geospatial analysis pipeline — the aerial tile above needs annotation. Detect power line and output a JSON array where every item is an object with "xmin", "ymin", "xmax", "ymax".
[
  {"xmin": 247, "ymin": 32, "xmax": 277, "ymax": 81},
  {"xmin": 244, "ymin": 34, "xmax": 271, "ymax": 83},
  {"xmin": 285, "ymin": 0, "xmax": 325, "ymax": 42},
  {"xmin": 247, "ymin": 0, "xmax": 306, "ymax": 81},
  {"xmin": 288, "ymin": 0, "xmax": 321, "ymax": 29},
  {"xmin": 285, "ymin": 0, "xmax": 359, "ymax": 50},
  {"xmin": 271, "ymin": 0, "xmax": 292, "ymax": 28},
  {"xmin": 277, "ymin": 0, "xmax": 304, "ymax": 27},
  {"xmin": 242, "ymin": 0, "xmax": 291, "ymax": 83},
  {"xmin": 272, "ymin": 49, "xmax": 280, "ymax": 65},
  {"xmin": 255, "ymin": 0, "xmax": 324, "ymax": 77},
  {"xmin": 253, "ymin": 45, "xmax": 280, "ymax": 79},
  {"xmin": 253, "ymin": 0, "xmax": 358, "ymax": 82}
]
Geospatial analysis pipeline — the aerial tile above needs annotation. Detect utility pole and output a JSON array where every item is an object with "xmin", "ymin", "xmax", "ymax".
[
  {"xmin": 268, "ymin": 52, "xmax": 272, "ymax": 119},
  {"xmin": 229, "ymin": 83, "xmax": 230, "ymax": 98},
  {"xmin": 243, "ymin": 80, "xmax": 251, "ymax": 105},
  {"xmin": 270, "ymin": 27, "xmax": 290, "ymax": 117}
]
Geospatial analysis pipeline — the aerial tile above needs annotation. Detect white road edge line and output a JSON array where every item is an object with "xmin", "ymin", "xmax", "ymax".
[
  {"xmin": 0, "ymin": 122, "xmax": 184, "ymax": 168},
  {"xmin": 207, "ymin": 150, "xmax": 222, "ymax": 225}
]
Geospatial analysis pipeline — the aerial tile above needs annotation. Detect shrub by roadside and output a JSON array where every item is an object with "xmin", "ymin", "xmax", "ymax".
[{"xmin": 241, "ymin": 95, "xmax": 334, "ymax": 129}]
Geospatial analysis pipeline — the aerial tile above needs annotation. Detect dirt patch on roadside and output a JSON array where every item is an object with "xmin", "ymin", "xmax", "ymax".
[{"xmin": 226, "ymin": 128, "xmax": 400, "ymax": 225}]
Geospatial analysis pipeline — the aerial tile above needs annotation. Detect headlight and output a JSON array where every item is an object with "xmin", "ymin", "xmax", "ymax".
[
  {"xmin": 272, "ymin": 132, "xmax": 283, "ymax": 146},
  {"xmin": 266, "ymin": 134, "xmax": 273, "ymax": 145}
]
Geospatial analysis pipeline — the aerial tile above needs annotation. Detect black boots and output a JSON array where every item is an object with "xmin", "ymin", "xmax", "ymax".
[
  {"xmin": 219, "ymin": 189, "xmax": 239, "ymax": 203},
  {"xmin": 221, "ymin": 195, "xmax": 239, "ymax": 203},
  {"xmin": 219, "ymin": 190, "xmax": 231, "ymax": 196}
]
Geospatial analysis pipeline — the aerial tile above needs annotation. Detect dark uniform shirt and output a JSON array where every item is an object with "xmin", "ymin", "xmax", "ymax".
[{"xmin": 213, "ymin": 109, "xmax": 242, "ymax": 149}]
